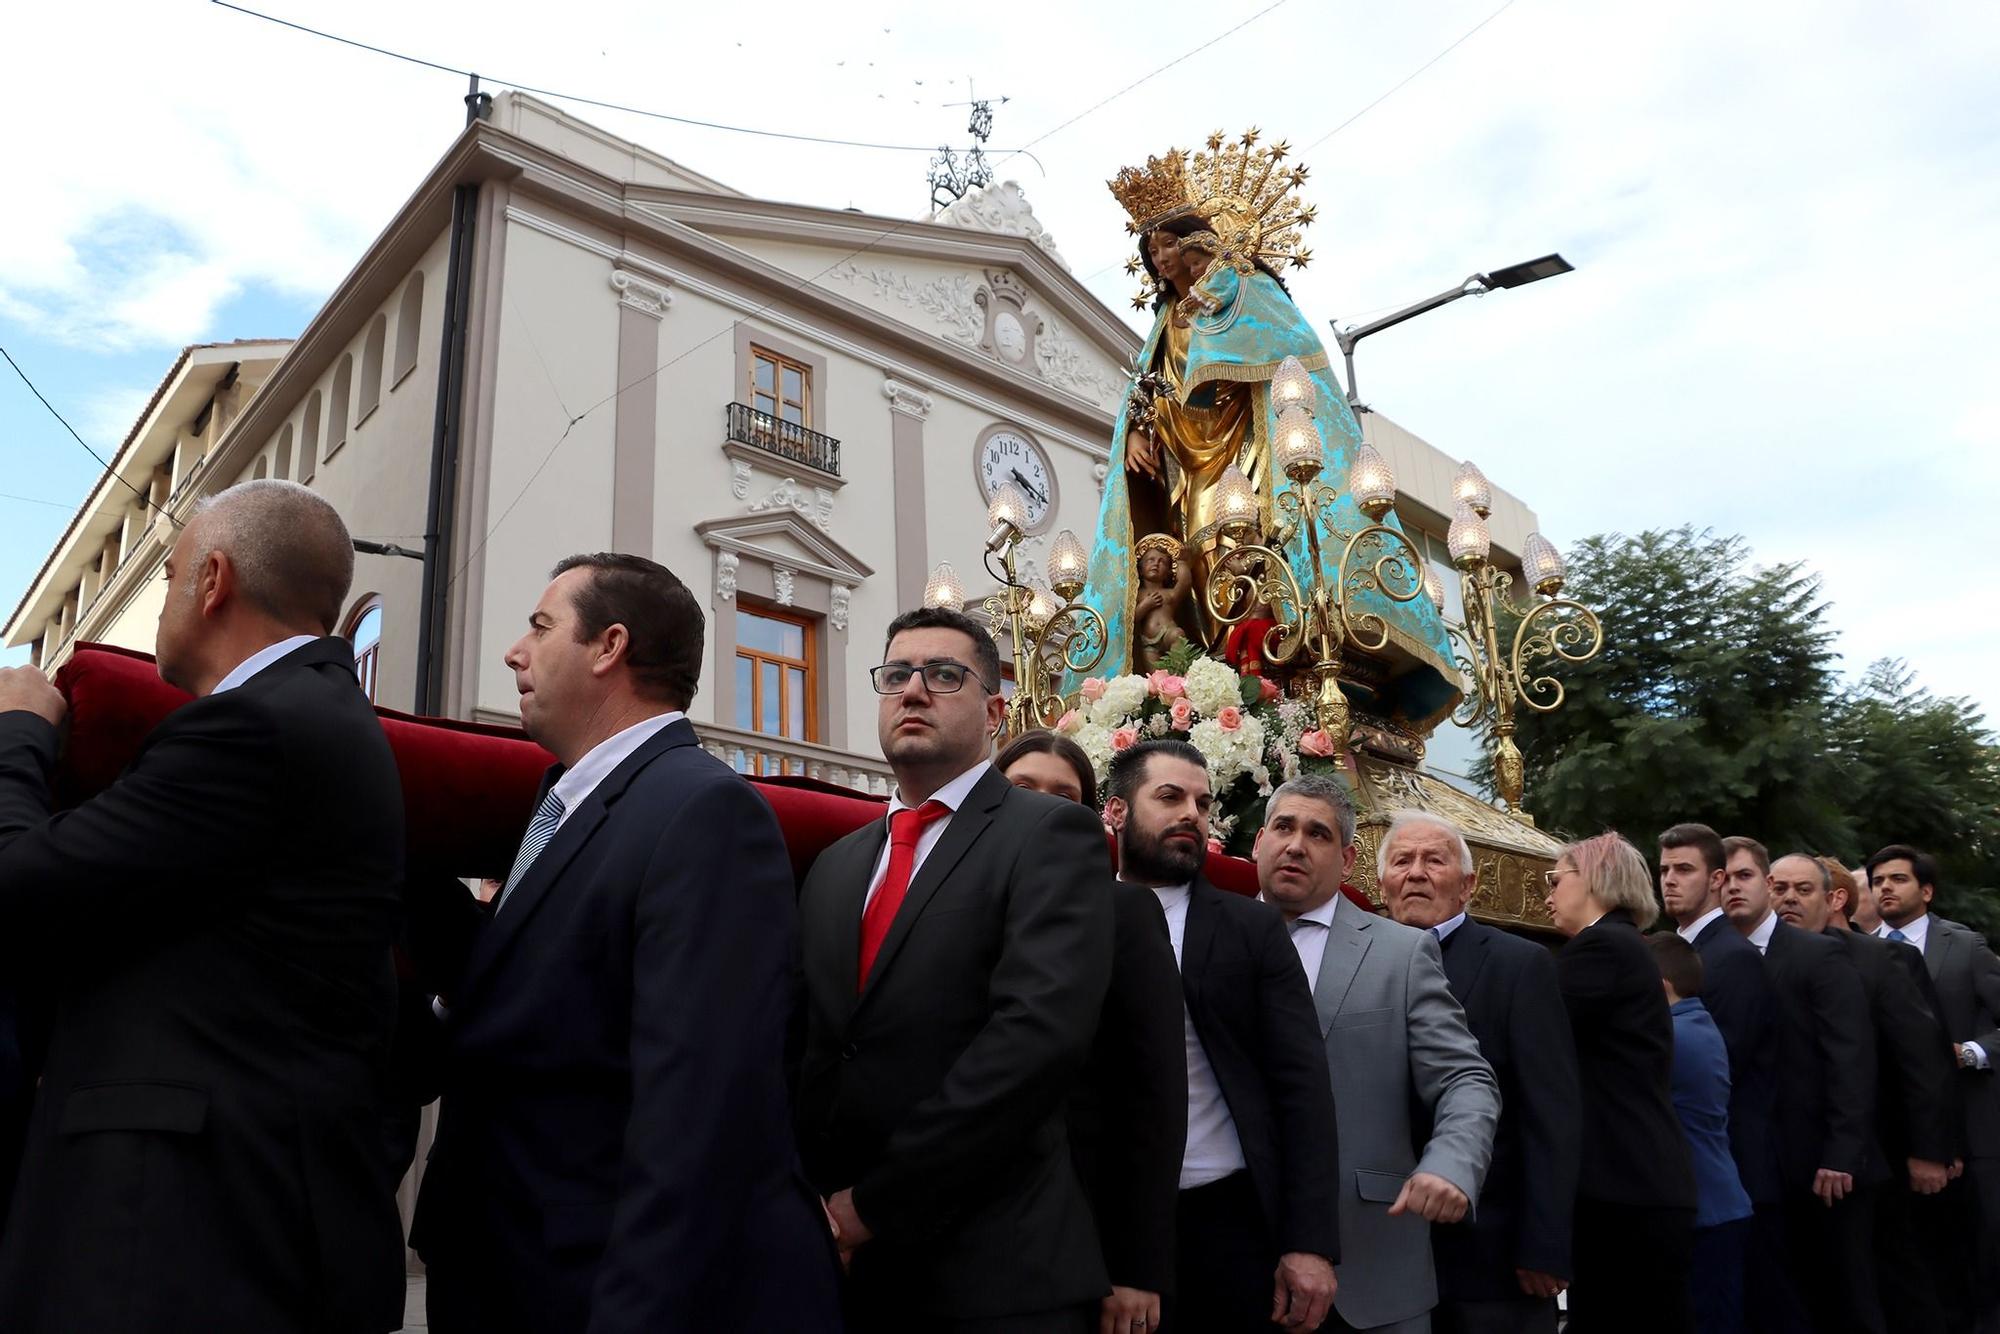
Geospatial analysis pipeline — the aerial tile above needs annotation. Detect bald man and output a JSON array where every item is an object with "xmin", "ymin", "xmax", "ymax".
[{"xmin": 0, "ymin": 481, "xmax": 408, "ymax": 1334}]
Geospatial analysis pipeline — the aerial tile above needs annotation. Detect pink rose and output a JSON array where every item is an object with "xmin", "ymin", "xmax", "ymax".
[
  {"xmin": 1146, "ymin": 669, "xmax": 1171, "ymax": 696},
  {"xmin": 1080, "ymin": 677, "xmax": 1108, "ymax": 701},
  {"xmin": 1111, "ymin": 726, "xmax": 1140, "ymax": 751},
  {"xmin": 1258, "ymin": 677, "xmax": 1281, "ymax": 704},
  {"xmin": 1055, "ymin": 709, "xmax": 1082, "ymax": 733},
  {"xmin": 1299, "ymin": 729, "xmax": 1335, "ymax": 757},
  {"xmin": 1207, "ymin": 838, "xmax": 1225, "ymax": 855},
  {"xmin": 1169, "ymin": 698, "xmax": 1195, "ymax": 730},
  {"xmin": 1217, "ymin": 706, "xmax": 1243, "ymax": 732},
  {"xmin": 1159, "ymin": 674, "xmax": 1187, "ymax": 699}
]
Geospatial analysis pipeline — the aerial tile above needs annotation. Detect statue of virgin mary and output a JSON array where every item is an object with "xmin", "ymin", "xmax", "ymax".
[{"xmin": 1068, "ymin": 131, "xmax": 1463, "ymax": 733}]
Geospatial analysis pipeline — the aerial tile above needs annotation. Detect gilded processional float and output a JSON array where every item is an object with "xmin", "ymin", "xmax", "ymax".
[{"xmin": 924, "ymin": 132, "xmax": 1604, "ymax": 933}]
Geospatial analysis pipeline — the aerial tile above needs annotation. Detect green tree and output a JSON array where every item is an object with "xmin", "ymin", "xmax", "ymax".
[{"xmin": 1493, "ymin": 527, "xmax": 1849, "ymax": 851}]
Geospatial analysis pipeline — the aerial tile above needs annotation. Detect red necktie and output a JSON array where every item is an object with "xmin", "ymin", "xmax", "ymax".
[{"xmin": 858, "ymin": 800, "xmax": 950, "ymax": 990}]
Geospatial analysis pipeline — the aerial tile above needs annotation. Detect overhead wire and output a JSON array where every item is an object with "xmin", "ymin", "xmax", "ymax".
[{"xmin": 0, "ymin": 346, "xmax": 175, "ymax": 526}]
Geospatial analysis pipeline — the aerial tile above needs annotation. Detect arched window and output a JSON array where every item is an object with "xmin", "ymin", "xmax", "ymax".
[
  {"xmin": 274, "ymin": 423, "xmax": 294, "ymax": 480},
  {"xmin": 359, "ymin": 314, "xmax": 386, "ymax": 422},
  {"xmin": 252, "ymin": 455, "xmax": 267, "ymax": 480},
  {"xmin": 345, "ymin": 596, "xmax": 384, "ymax": 702},
  {"xmin": 392, "ymin": 273, "xmax": 424, "ymax": 387},
  {"xmin": 300, "ymin": 390, "xmax": 322, "ymax": 483},
  {"xmin": 327, "ymin": 356, "xmax": 352, "ymax": 459}
]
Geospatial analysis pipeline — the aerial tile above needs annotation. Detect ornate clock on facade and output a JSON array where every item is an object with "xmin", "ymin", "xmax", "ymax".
[{"xmin": 975, "ymin": 426, "xmax": 1056, "ymax": 532}]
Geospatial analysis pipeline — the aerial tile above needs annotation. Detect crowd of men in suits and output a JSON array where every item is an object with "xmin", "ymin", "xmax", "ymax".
[{"xmin": 0, "ymin": 481, "xmax": 1993, "ymax": 1334}]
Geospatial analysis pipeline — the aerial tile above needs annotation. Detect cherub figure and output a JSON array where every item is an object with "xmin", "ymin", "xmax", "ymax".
[{"xmin": 1133, "ymin": 533, "xmax": 1192, "ymax": 673}]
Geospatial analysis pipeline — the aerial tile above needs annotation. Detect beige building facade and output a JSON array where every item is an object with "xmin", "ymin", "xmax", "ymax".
[{"xmin": 5, "ymin": 92, "xmax": 1536, "ymax": 798}]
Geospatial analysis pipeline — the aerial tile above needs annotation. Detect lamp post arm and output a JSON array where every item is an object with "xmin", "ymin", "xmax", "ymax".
[{"xmin": 1331, "ymin": 276, "xmax": 1487, "ymax": 406}]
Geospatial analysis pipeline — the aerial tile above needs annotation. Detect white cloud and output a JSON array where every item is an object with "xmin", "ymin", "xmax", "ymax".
[{"xmin": 5, "ymin": 0, "xmax": 1998, "ymax": 714}]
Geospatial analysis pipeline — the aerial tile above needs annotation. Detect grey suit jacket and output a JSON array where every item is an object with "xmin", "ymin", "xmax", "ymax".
[
  {"xmin": 1924, "ymin": 916, "xmax": 2000, "ymax": 1155},
  {"xmin": 1311, "ymin": 906, "xmax": 1500, "ymax": 1330}
]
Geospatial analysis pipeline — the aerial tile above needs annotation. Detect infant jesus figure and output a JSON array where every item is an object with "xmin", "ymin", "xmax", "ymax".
[{"xmin": 1132, "ymin": 533, "xmax": 1192, "ymax": 673}]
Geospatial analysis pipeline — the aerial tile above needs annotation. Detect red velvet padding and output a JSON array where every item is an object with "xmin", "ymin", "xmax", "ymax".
[{"xmin": 48, "ymin": 645, "xmax": 1364, "ymax": 906}]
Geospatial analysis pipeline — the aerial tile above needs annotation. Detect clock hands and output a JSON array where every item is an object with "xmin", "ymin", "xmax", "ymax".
[{"xmin": 1010, "ymin": 468, "xmax": 1049, "ymax": 508}]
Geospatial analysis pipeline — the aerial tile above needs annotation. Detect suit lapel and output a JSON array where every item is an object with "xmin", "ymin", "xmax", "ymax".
[
  {"xmin": 1182, "ymin": 877, "xmax": 1221, "ymax": 989},
  {"xmin": 1314, "ymin": 903, "xmax": 1373, "ymax": 1038},
  {"xmin": 856, "ymin": 767, "xmax": 1006, "ymax": 1004},
  {"xmin": 462, "ymin": 719, "xmax": 694, "ymax": 997},
  {"xmin": 1927, "ymin": 919, "xmax": 1954, "ymax": 983},
  {"xmin": 1443, "ymin": 921, "xmax": 1488, "ymax": 1001},
  {"xmin": 824, "ymin": 821, "xmax": 890, "ymax": 1006}
]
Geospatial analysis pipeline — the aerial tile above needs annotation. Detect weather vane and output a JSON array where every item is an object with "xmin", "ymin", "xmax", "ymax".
[{"xmin": 928, "ymin": 80, "xmax": 1010, "ymax": 213}]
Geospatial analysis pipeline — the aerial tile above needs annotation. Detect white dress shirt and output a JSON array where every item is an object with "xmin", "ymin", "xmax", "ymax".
[
  {"xmin": 210, "ymin": 634, "xmax": 319, "ymax": 694},
  {"xmin": 548, "ymin": 711, "xmax": 685, "ymax": 831},
  {"xmin": 1880, "ymin": 914, "xmax": 1988, "ymax": 1067},
  {"xmin": 1745, "ymin": 909, "xmax": 1779, "ymax": 955},
  {"xmin": 1876, "ymin": 913, "xmax": 1931, "ymax": 954},
  {"xmin": 1677, "ymin": 905, "xmax": 1725, "ymax": 943},
  {"xmin": 1153, "ymin": 881, "xmax": 1248, "ymax": 1189},
  {"xmin": 1431, "ymin": 910, "xmax": 1468, "ymax": 945},
  {"xmin": 1264, "ymin": 894, "xmax": 1338, "ymax": 996},
  {"xmin": 864, "ymin": 760, "xmax": 992, "ymax": 909}
]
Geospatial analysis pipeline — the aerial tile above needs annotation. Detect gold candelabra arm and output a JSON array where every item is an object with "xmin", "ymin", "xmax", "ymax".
[
  {"xmin": 1444, "ymin": 617, "xmax": 1491, "ymax": 730},
  {"xmin": 1204, "ymin": 541, "xmax": 1310, "ymax": 665},
  {"xmin": 1508, "ymin": 596, "xmax": 1605, "ymax": 713},
  {"xmin": 1335, "ymin": 522, "xmax": 1429, "ymax": 655},
  {"xmin": 1045, "ymin": 602, "xmax": 1109, "ymax": 678}
]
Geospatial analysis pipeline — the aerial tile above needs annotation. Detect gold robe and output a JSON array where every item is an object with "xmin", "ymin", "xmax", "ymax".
[{"xmin": 1148, "ymin": 313, "xmax": 1258, "ymax": 644}]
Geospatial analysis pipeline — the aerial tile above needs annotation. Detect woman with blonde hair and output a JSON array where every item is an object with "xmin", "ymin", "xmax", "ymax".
[{"xmin": 1545, "ymin": 832, "xmax": 1697, "ymax": 1332}]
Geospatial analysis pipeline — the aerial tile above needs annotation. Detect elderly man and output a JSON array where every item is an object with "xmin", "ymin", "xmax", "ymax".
[
  {"xmin": 1723, "ymin": 836, "xmax": 1882, "ymax": 1334},
  {"xmin": 0, "ymin": 481, "xmax": 407, "ymax": 1333},
  {"xmin": 1379, "ymin": 812, "xmax": 1579, "ymax": 1334},
  {"xmin": 1256, "ymin": 779, "xmax": 1499, "ymax": 1334},
  {"xmin": 1771, "ymin": 853, "xmax": 1956, "ymax": 1334}
]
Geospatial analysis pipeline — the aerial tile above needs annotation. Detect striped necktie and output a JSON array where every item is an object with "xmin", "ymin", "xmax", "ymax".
[{"xmin": 496, "ymin": 789, "xmax": 566, "ymax": 914}]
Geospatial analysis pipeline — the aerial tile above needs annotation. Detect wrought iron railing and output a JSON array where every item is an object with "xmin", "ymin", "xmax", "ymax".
[
  {"xmin": 725, "ymin": 402, "xmax": 841, "ymax": 477},
  {"xmin": 699, "ymin": 723, "xmax": 893, "ymax": 796}
]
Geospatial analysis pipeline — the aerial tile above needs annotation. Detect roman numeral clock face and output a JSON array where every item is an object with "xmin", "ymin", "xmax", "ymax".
[{"xmin": 977, "ymin": 429, "xmax": 1053, "ymax": 529}]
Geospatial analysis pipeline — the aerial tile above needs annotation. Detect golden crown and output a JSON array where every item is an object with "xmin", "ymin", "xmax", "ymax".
[{"xmin": 1110, "ymin": 128, "xmax": 1318, "ymax": 309}]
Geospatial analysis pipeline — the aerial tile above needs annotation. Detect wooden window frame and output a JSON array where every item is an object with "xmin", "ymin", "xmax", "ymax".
[
  {"xmin": 735, "ymin": 603, "xmax": 818, "ymax": 747},
  {"xmin": 749, "ymin": 345, "xmax": 814, "ymax": 429}
]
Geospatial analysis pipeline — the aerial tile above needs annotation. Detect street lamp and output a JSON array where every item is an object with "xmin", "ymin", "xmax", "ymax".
[{"xmin": 1331, "ymin": 253, "xmax": 1573, "ymax": 409}]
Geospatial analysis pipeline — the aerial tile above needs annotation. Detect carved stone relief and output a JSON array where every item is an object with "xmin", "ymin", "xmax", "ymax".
[
  {"xmin": 729, "ymin": 459, "xmax": 752, "ymax": 501},
  {"xmin": 714, "ymin": 550, "xmax": 739, "ymax": 603},
  {"xmin": 1035, "ymin": 320, "xmax": 1123, "ymax": 406},
  {"xmin": 826, "ymin": 264, "xmax": 982, "ymax": 344},
  {"xmin": 608, "ymin": 267, "xmax": 673, "ymax": 318},
  {"xmin": 772, "ymin": 566, "xmax": 796, "ymax": 607},
  {"xmin": 830, "ymin": 585, "xmax": 851, "ymax": 632},
  {"xmin": 976, "ymin": 270, "xmax": 1042, "ymax": 369},
  {"xmin": 748, "ymin": 476, "xmax": 835, "ymax": 532},
  {"xmin": 931, "ymin": 180, "xmax": 1070, "ymax": 269}
]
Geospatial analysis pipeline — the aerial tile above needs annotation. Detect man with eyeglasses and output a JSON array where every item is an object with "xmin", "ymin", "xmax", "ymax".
[{"xmin": 795, "ymin": 606, "xmax": 1116, "ymax": 1333}]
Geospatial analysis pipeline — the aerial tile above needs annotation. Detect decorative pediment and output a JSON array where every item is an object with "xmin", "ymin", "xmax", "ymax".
[{"xmin": 695, "ymin": 512, "xmax": 873, "ymax": 586}]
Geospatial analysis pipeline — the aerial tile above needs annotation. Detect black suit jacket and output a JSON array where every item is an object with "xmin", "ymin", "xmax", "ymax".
[
  {"xmin": 410, "ymin": 719, "xmax": 839, "ymax": 1334},
  {"xmin": 1068, "ymin": 883, "xmax": 1186, "ymax": 1298},
  {"xmin": 797, "ymin": 766, "xmax": 1114, "ymax": 1322},
  {"xmin": 1555, "ymin": 910, "xmax": 1696, "ymax": 1210},
  {"xmin": 0, "ymin": 638, "xmax": 407, "ymax": 1334},
  {"xmin": 1432, "ymin": 921, "xmax": 1581, "ymax": 1295},
  {"xmin": 1178, "ymin": 876, "xmax": 1340, "ymax": 1261},
  {"xmin": 1762, "ymin": 918, "xmax": 1879, "ymax": 1187},
  {"xmin": 1826, "ymin": 927, "xmax": 1956, "ymax": 1169},
  {"xmin": 1692, "ymin": 913, "xmax": 1785, "ymax": 1203}
]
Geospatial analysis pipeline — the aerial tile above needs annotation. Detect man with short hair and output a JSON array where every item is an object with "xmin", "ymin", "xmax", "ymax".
[
  {"xmin": 1771, "ymin": 853, "xmax": 1956, "ymax": 1334},
  {"xmin": 1723, "ymin": 835, "xmax": 1882, "ymax": 1334},
  {"xmin": 1868, "ymin": 843, "xmax": 2000, "ymax": 1330},
  {"xmin": 1280, "ymin": 801, "xmax": 1500, "ymax": 1334},
  {"xmin": 412, "ymin": 554, "xmax": 839, "ymax": 1333},
  {"xmin": 1658, "ymin": 822, "xmax": 1799, "ymax": 1332},
  {"xmin": 1379, "ymin": 811, "xmax": 1575, "ymax": 1334},
  {"xmin": 1849, "ymin": 865, "xmax": 1885, "ymax": 935},
  {"xmin": 0, "ymin": 480, "xmax": 409, "ymax": 1333},
  {"xmin": 797, "ymin": 607, "xmax": 1114, "ymax": 1332},
  {"xmin": 1105, "ymin": 739, "xmax": 1339, "ymax": 1333}
]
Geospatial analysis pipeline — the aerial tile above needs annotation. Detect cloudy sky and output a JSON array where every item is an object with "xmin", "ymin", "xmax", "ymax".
[{"xmin": 3, "ymin": 0, "xmax": 1996, "ymax": 719}]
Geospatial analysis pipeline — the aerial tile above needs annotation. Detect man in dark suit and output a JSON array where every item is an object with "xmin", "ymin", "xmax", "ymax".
[
  {"xmin": 1104, "ymin": 738, "xmax": 1339, "ymax": 1333},
  {"xmin": 796, "ymin": 607, "xmax": 1113, "ymax": 1333},
  {"xmin": 1659, "ymin": 821, "xmax": 1804, "ymax": 1332},
  {"xmin": 1723, "ymin": 836, "xmax": 1882, "ymax": 1334},
  {"xmin": 1869, "ymin": 843, "xmax": 2000, "ymax": 1331},
  {"xmin": 1381, "ymin": 812, "xmax": 1578, "ymax": 1334},
  {"xmin": 410, "ymin": 555, "xmax": 838, "ymax": 1332},
  {"xmin": 0, "ymin": 481, "xmax": 407, "ymax": 1333},
  {"xmin": 1772, "ymin": 853, "xmax": 1958, "ymax": 1334}
]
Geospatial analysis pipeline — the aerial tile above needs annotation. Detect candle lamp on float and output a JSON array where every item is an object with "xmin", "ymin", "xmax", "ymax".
[
  {"xmin": 1437, "ymin": 460, "xmax": 1604, "ymax": 817},
  {"xmin": 1199, "ymin": 355, "xmax": 1431, "ymax": 760},
  {"xmin": 923, "ymin": 485, "xmax": 1106, "ymax": 737}
]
